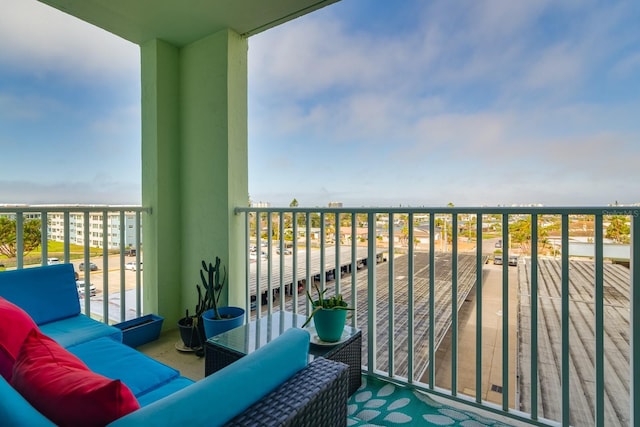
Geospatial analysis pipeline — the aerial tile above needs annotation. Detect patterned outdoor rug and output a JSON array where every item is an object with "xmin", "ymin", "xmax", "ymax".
[{"xmin": 347, "ymin": 376, "xmax": 513, "ymax": 426}]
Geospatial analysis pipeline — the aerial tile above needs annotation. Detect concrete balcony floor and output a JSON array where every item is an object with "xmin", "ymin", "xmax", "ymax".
[{"xmin": 138, "ymin": 328, "xmax": 206, "ymax": 381}]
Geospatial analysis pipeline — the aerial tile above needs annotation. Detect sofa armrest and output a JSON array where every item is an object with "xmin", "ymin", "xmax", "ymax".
[
  {"xmin": 109, "ymin": 328, "xmax": 312, "ymax": 427},
  {"xmin": 225, "ymin": 357, "xmax": 349, "ymax": 427}
]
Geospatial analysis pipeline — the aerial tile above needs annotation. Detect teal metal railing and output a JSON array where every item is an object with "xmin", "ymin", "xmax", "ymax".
[
  {"xmin": 0, "ymin": 205, "xmax": 146, "ymax": 323},
  {"xmin": 236, "ymin": 206, "xmax": 638, "ymax": 427}
]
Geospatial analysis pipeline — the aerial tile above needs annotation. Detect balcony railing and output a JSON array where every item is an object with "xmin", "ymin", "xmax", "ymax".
[
  {"xmin": 237, "ymin": 206, "xmax": 639, "ymax": 427},
  {"xmin": 0, "ymin": 205, "xmax": 146, "ymax": 324},
  {"xmin": 3, "ymin": 204, "xmax": 637, "ymax": 425}
]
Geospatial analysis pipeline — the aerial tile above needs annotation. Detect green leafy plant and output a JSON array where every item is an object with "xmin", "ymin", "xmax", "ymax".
[
  {"xmin": 196, "ymin": 257, "xmax": 227, "ymax": 320},
  {"xmin": 302, "ymin": 282, "xmax": 353, "ymax": 328}
]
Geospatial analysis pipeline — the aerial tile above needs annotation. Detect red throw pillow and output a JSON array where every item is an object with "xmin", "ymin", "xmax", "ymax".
[
  {"xmin": 12, "ymin": 329, "xmax": 140, "ymax": 427},
  {"xmin": 0, "ymin": 296, "xmax": 38, "ymax": 381}
]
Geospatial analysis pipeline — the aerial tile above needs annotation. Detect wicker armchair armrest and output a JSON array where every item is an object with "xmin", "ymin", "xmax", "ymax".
[{"xmin": 224, "ymin": 357, "xmax": 349, "ymax": 427}]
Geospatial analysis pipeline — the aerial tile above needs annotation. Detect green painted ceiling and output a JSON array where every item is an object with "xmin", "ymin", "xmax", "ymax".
[{"xmin": 38, "ymin": 0, "xmax": 340, "ymax": 46}]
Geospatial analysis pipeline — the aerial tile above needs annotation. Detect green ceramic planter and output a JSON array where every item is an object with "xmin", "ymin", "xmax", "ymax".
[{"xmin": 313, "ymin": 308, "xmax": 347, "ymax": 342}]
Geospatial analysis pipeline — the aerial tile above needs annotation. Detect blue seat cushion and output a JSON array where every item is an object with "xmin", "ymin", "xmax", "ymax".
[
  {"xmin": 40, "ymin": 315, "xmax": 122, "ymax": 348},
  {"xmin": 67, "ymin": 337, "xmax": 180, "ymax": 397}
]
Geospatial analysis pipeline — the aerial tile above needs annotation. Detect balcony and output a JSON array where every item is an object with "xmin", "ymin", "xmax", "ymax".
[{"xmin": 1, "ymin": 204, "xmax": 637, "ymax": 426}]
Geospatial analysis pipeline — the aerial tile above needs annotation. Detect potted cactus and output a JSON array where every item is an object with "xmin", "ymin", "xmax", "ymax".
[
  {"xmin": 199, "ymin": 257, "xmax": 245, "ymax": 339},
  {"xmin": 302, "ymin": 282, "xmax": 353, "ymax": 342}
]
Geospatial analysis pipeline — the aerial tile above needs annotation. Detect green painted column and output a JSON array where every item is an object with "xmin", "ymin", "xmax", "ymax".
[
  {"xmin": 179, "ymin": 29, "xmax": 248, "ymax": 313},
  {"xmin": 141, "ymin": 39, "xmax": 182, "ymax": 326},
  {"xmin": 141, "ymin": 29, "xmax": 248, "ymax": 328}
]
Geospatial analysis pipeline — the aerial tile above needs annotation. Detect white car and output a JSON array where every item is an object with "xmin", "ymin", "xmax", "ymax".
[
  {"xmin": 125, "ymin": 261, "xmax": 143, "ymax": 271},
  {"xmin": 76, "ymin": 280, "xmax": 96, "ymax": 297}
]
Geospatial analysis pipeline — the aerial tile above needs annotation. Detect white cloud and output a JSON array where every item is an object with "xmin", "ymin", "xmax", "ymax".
[{"xmin": 0, "ymin": 0, "xmax": 138, "ymax": 80}]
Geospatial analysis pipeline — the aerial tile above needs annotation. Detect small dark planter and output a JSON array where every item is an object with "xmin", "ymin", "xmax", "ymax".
[{"xmin": 177, "ymin": 317, "xmax": 202, "ymax": 348}]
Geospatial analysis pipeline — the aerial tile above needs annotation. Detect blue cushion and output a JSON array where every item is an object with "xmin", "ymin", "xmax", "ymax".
[
  {"xmin": 0, "ymin": 264, "xmax": 80, "ymax": 324},
  {"xmin": 68, "ymin": 337, "xmax": 180, "ymax": 397},
  {"xmin": 136, "ymin": 377, "xmax": 194, "ymax": 407},
  {"xmin": 0, "ymin": 375, "xmax": 55, "ymax": 426},
  {"xmin": 108, "ymin": 328, "xmax": 310, "ymax": 427},
  {"xmin": 40, "ymin": 314, "xmax": 122, "ymax": 347}
]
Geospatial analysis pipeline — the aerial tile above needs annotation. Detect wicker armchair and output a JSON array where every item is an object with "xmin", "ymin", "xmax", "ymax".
[{"xmin": 224, "ymin": 358, "xmax": 349, "ymax": 426}]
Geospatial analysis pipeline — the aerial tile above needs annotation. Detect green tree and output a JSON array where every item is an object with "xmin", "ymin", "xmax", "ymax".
[
  {"xmin": 606, "ymin": 216, "xmax": 630, "ymax": 243},
  {"xmin": 509, "ymin": 216, "xmax": 532, "ymax": 253},
  {"xmin": 0, "ymin": 218, "xmax": 41, "ymax": 258}
]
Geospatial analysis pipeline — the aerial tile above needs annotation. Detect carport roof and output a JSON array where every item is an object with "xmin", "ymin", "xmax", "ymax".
[{"xmin": 38, "ymin": 0, "xmax": 340, "ymax": 46}]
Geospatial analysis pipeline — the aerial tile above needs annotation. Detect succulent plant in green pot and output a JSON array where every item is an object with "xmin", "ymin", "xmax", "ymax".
[{"xmin": 302, "ymin": 282, "xmax": 353, "ymax": 342}]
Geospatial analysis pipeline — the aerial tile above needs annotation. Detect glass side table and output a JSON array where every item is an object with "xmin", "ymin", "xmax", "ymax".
[{"xmin": 205, "ymin": 310, "xmax": 362, "ymax": 396}]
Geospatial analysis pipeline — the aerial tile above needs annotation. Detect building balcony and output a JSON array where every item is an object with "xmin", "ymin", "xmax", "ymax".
[{"xmin": 1, "ymin": 204, "xmax": 637, "ymax": 426}]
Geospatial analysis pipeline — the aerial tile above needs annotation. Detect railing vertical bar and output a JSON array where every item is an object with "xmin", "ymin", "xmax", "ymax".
[
  {"xmin": 451, "ymin": 214, "xmax": 458, "ymax": 393},
  {"xmin": 305, "ymin": 213, "xmax": 311, "ymax": 316},
  {"xmin": 335, "ymin": 213, "xmax": 341, "ymax": 296},
  {"xmin": 367, "ymin": 212, "xmax": 377, "ymax": 374},
  {"xmin": 388, "ymin": 212, "xmax": 395, "ymax": 377},
  {"xmin": 408, "ymin": 212, "xmax": 415, "ymax": 382},
  {"xmin": 244, "ymin": 213, "xmax": 250, "ymax": 322},
  {"xmin": 63, "ymin": 211, "xmax": 70, "ymax": 263},
  {"xmin": 83, "ymin": 212, "xmax": 91, "ymax": 318},
  {"xmin": 594, "ymin": 214, "xmax": 604, "ymax": 427},
  {"xmin": 135, "ymin": 211, "xmax": 141, "ymax": 317},
  {"xmin": 630, "ymin": 213, "xmax": 640, "ymax": 426},
  {"xmin": 292, "ymin": 212, "xmax": 298, "ymax": 314},
  {"xmin": 530, "ymin": 214, "xmax": 539, "ymax": 420},
  {"xmin": 351, "ymin": 213, "xmax": 357, "ymax": 328},
  {"xmin": 102, "ymin": 210, "xmax": 109, "ymax": 322},
  {"xmin": 256, "ymin": 215, "xmax": 262, "ymax": 319},
  {"xmin": 561, "ymin": 214, "xmax": 570, "ymax": 426},
  {"xmin": 502, "ymin": 213, "xmax": 509, "ymax": 411},
  {"xmin": 320, "ymin": 212, "xmax": 326, "ymax": 293},
  {"xmin": 429, "ymin": 212, "xmax": 436, "ymax": 388},
  {"xmin": 119, "ymin": 212, "xmax": 126, "ymax": 321},
  {"xmin": 40, "ymin": 211, "xmax": 48, "ymax": 265},
  {"xmin": 16, "ymin": 213, "xmax": 24, "ymax": 269},
  {"xmin": 475, "ymin": 213, "xmax": 483, "ymax": 403},
  {"xmin": 279, "ymin": 213, "xmax": 285, "ymax": 311},
  {"xmin": 267, "ymin": 214, "xmax": 273, "ymax": 315}
]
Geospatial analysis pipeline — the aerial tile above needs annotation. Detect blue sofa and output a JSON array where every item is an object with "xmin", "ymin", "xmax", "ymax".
[{"xmin": 0, "ymin": 264, "xmax": 348, "ymax": 426}]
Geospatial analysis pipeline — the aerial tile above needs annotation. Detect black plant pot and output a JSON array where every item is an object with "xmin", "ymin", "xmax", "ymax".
[
  {"xmin": 177, "ymin": 317, "xmax": 208, "ymax": 349},
  {"xmin": 177, "ymin": 318, "xmax": 201, "ymax": 349}
]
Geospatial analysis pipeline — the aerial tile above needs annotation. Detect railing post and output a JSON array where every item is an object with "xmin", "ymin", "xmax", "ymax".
[
  {"xmin": 367, "ymin": 212, "xmax": 377, "ymax": 374},
  {"xmin": 561, "ymin": 214, "xmax": 570, "ymax": 426},
  {"xmin": 631, "ymin": 213, "xmax": 640, "ymax": 426},
  {"xmin": 502, "ymin": 213, "xmax": 510, "ymax": 412},
  {"xmin": 16, "ymin": 213, "xmax": 24, "ymax": 269},
  {"xmin": 40, "ymin": 212, "xmax": 48, "ymax": 265}
]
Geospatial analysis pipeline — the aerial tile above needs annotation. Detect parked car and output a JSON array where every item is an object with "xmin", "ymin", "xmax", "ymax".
[
  {"xmin": 125, "ymin": 261, "xmax": 143, "ymax": 271},
  {"xmin": 47, "ymin": 258, "xmax": 60, "ymax": 265},
  {"xmin": 494, "ymin": 255, "xmax": 503, "ymax": 265},
  {"xmin": 79, "ymin": 262, "xmax": 98, "ymax": 271},
  {"xmin": 76, "ymin": 280, "xmax": 96, "ymax": 297},
  {"xmin": 276, "ymin": 248, "xmax": 292, "ymax": 255},
  {"xmin": 495, "ymin": 240, "xmax": 502, "ymax": 248},
  {"xmin": 508, "ymin": 255, "xmax": 519, "ymax": 266}
]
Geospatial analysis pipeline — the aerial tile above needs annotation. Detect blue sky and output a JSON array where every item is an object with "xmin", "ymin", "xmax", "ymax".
[{"xmin": 1, "ymin": 0, "xmax": 639, "ymax": 207}]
